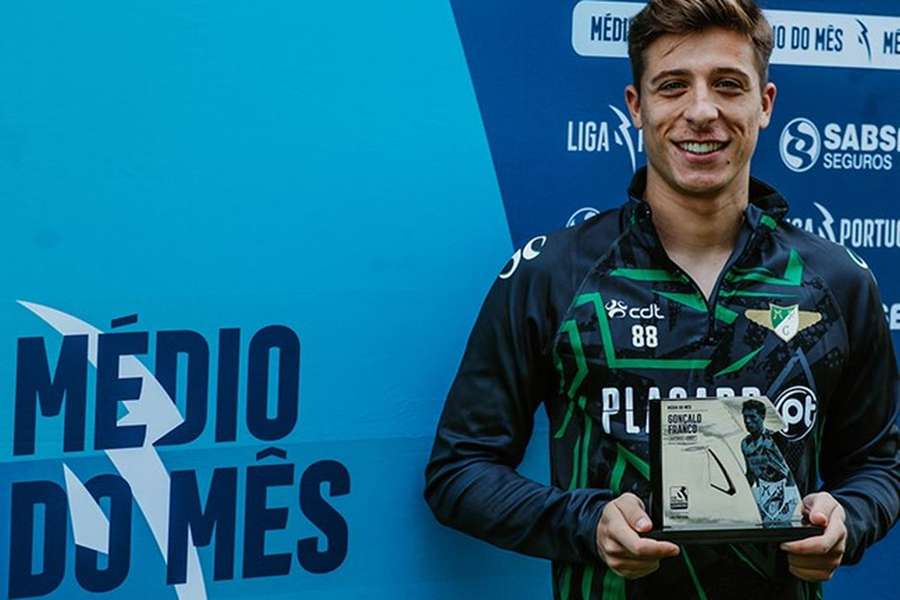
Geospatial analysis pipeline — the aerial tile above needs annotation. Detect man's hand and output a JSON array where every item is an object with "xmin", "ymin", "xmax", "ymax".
[
  {"xmin": 595, "ymin": 493, "xmax": 680, "ymax": 579},
  {"xmin": 780, "ymin": 492, "xmax": 847, "ymax": 582}
]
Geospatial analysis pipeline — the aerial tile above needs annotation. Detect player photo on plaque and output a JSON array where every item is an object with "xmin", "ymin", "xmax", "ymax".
[{"xmin": 646, "ymin": 396, "xmax": 821, "ymax": 543}]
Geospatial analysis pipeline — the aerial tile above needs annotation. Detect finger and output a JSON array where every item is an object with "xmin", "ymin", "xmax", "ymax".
[
  {"xmin": 614, "ymin": 493, "xmax": 651, "ymax": 532},
  {"xmin": 610, "ymin": 521, "xmax": 680, "ymax": 558},
  {"xmin": 789, "ymin": 564, "xmax": 836, "ymax": 582},
  {"xmin": 781, "ymin": 516, "xmax": 846, "ymax": 555},
  {"xmin": 608, "ymin": 558, "xmax": 661, "ymax": 580},
  {"xmin": 803, "ymin": 493, "xmax": 840, "ymax": 527},
  {"xmin": 598, "ymin": 535, "xmax": 627, "ymax": 559},
  {"xmin": 787, "ymin": 552, "xmax": 842, "ymax": 571}
]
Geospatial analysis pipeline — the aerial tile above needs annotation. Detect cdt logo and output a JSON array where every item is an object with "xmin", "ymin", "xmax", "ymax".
[
  {"xmin": 605, "ymin": 299, "xmax": 627, "ymax": 318},
  {"xmin": 774, "ymin": 386, "xmax": 817, "ymax": 440},
  {"xmin": 780, "ymin": 118, "xmax": 821, "ymax": 173},
  {"xmin": 603, "ymin": 299, "xmax": 665, "ymax": 320}
]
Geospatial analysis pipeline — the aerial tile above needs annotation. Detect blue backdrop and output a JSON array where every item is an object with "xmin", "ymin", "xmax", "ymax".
[{"xmin": 0, "ymin": 1, "xmax": 897, "ymax": 598}]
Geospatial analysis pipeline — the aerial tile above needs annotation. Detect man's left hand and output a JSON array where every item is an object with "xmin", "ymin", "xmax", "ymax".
[{"xmin": 780, "ymin": 492, "xmax": 847, "ymax": 582}]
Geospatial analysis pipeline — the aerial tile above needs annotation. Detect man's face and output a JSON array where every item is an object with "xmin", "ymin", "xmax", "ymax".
[
  {"xmin": 743, "ymin": 409, "xmax": 764, "ymax": 436},
  {"xmin": 625, "ymin": 27, "xmax": 776, "ymax": 198}
]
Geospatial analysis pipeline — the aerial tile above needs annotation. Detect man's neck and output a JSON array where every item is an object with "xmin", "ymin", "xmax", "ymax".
[
  {"xmin": 644, "ymin": 167, "xmax": 750, "ymax": 252},
  {"xmin": 643, "ymin": 166, "xmax": 751, "ymax": 298}
]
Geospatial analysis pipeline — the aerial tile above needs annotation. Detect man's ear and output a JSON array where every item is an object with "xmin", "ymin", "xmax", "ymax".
[
  {"xmin": 625, "ymin": 84, "xmax": 643, "ymax": 129},
  {"xmin": 759, "ymin": 81, "xmax": 777, "ymax": 129}
]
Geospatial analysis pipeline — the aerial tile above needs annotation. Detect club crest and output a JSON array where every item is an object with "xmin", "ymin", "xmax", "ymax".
[{"xmin": 744, "ymin": 304, "xmax": 821, "ymax": 342}]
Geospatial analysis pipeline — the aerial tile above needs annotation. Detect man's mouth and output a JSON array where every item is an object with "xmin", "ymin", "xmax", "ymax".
[{"xmin": 675, "ymin": 141, "xmax": 729, "ymax": 155}]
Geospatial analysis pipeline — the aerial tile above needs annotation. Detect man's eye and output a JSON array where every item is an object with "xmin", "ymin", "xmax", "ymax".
[
  {"xmin": 716, "ymin": 79, "xmax": 742, "ymax": 89},
  {"xmin": 659, "ymin": 81, "xmax": 686, "ymax": 91}
]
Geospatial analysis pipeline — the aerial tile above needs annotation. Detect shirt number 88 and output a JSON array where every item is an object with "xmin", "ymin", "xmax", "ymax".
[{"xmin": 631, "ymin": 324, "xmax": 659, "ymax": 348}]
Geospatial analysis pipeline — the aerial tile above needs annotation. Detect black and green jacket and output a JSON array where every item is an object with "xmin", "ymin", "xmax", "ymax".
[{"xmin": 424, "ymin": 169, "xmax": 900, "ymax": 599}]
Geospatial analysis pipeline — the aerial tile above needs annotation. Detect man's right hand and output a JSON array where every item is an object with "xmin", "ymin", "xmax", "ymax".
[{"xmin": 595, "ymin": 493, "xmax": 681, "ymax": 579}]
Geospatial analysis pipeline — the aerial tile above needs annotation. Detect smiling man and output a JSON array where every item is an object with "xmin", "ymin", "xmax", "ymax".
[{"xmin": 425, "ymin": 1, "xmax": 900, "ymax": 598}]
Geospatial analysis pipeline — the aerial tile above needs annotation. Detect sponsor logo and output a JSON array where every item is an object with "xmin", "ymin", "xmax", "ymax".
[
  {"xmin": 566, "ymin": 105, "xmax": 644, "ymax": 172},
  {"xmin": 779, "ymin": 117, "xmax": 899, "ymax": 172},
  {"xmin": 780, "ymin": 118, "xmax": 821, "ymax": 172},
  {"xmin": 774, "ymin": 386, "xmax": 818, "ymax": 440},
  {"xmin": 567, "ymin": 206, "xmax": 600, "ymax": 228},
  {"xmin": 883, "ymin": 303, "xmax": 900, "ymax": 331},
  {"xmin": 787, "ymin": 202, "xmax": 900, "ymax": 249},
  {"xmin": 499, "ymin": 235, "xmax": 546, "ymax": 280},
  {"xmin": 604, "ymin": 299, "xmax": 627, "ymax": 318},
  {"xmin": 598, "ymin": 385, "xmax": 762, "ymax": 435},
  {"xmin": 603, "ymin": 299, "xmax": 665, "ymax": 320},
  {"xmin": 669, "ymin": 486, "xmax": 689, "ymax": 510},
  {"xmin": 856, "ymin": 18, "xmax": 873, "ymax": 62},
  {"xmin": 745, "ymin": 304, "xmax": 822, "ymax": 342}
]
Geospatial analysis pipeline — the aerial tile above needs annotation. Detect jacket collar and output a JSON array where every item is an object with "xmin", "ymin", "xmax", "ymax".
[{"xmin": 624, "ymin": 166, "xmax": 789, "ymax": 233}]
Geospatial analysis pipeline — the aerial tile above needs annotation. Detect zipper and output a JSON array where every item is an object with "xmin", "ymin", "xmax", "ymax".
[{"xmin": 634, "ymin": 202, "xmax": 762, "ymax": 342}]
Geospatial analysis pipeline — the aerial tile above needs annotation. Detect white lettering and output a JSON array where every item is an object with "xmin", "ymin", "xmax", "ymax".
[{"xmin": 602, "ymin": 388, "xmax": 619, "ymax": 434}]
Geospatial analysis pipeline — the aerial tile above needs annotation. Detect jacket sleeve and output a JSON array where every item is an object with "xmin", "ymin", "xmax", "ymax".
[
  {"xmin": 821, "ymin": 267, "xmax": 900, "ymax": 565},
  {"xmin": 423, "ymin": 241, "xmax": 610, "ymax": 564}
]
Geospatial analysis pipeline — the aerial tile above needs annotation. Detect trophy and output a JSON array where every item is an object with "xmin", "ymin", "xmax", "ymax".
[{"xmin": 645, "ymin": 396, "xmax": 821, "ymax": 543}]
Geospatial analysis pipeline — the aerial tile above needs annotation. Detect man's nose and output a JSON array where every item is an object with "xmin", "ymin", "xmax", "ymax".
[{"xmin": 684, "ymin": 87, "xmax": 719, "ymax": 129}]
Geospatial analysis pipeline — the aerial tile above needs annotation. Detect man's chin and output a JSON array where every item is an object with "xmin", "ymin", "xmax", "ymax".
[{"xmin": 672, "ymin": 173, "xmax": 731, "ymax": 198}]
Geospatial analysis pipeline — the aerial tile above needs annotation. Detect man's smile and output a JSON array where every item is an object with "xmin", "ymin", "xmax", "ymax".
[{"xmin": 674, "ymin": 140, "xmax": 731, "ymax": 155}]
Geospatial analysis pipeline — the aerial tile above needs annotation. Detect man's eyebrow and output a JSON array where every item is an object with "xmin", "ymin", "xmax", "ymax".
[
  {"xmin": 711, "ymin": 66, "xmax": 752, "ymax": 80},
  {"xmin": 648, "ymin": 69, "xmax": 690, "ymax": 86},
  {"xmin": 648, "ymin": 67, "xmax": 753, "ymax": 87}
]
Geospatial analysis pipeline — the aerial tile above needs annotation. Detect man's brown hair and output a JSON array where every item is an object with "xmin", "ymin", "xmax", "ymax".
[{"xmin": 627, "ymin": 0, "xmax": 774, "ymax": 89}]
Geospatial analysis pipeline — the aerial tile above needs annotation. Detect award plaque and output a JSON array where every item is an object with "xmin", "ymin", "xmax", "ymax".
[{"xmin": 645, "ymin": 396, "xmax": 821, "ymax": 543}]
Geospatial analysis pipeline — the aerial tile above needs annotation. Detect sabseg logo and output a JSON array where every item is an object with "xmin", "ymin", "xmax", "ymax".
[
  {"xmin": 567, "ymin": 105, "xmax": 643, "ymax": 172},
  {"xmin": 780, "ymin": 118, "xmax": 820, "ymax": 173},
  {"xmin": 883, "ymin": 303, "xmax": 900, "ymax": 331},
  {"xmin": 780, "ymin": 117, "xmax": 898, "ymax": 172},
  {"xmin": 774, "ymin": 385, "xmax": 817, "ymax": 441}
]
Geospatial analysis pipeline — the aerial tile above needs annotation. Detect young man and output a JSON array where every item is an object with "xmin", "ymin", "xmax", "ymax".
[{"xmin": 425, "ymin": 1, "xmax": 900, "ymax": 598}]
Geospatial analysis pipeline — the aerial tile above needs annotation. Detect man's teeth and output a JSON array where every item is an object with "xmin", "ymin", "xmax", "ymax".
[{"xmin": 679, "ymin": 141, "xmax": 725, "ymax": 154}]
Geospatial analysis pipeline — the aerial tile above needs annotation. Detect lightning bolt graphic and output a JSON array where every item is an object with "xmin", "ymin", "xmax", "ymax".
[
  {"xmin": 19, "ymin": 301, "xmax": 208, "ymax": 600},
  {"xmin": 609, "ymin": 105, "xmax": 637, "ymax": 173},
  {"xmin": 856, "ymin": 19, "xmax": 872, "ymax": 62},
  {"xmin": 813, "ymin": 202, "xmax": 836, "ymax": 243}
]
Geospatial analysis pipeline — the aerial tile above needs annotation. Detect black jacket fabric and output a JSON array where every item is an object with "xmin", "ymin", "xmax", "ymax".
[{"xmin": 425, "ymin": 169, "xmax": 900, "ymax": 599}]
